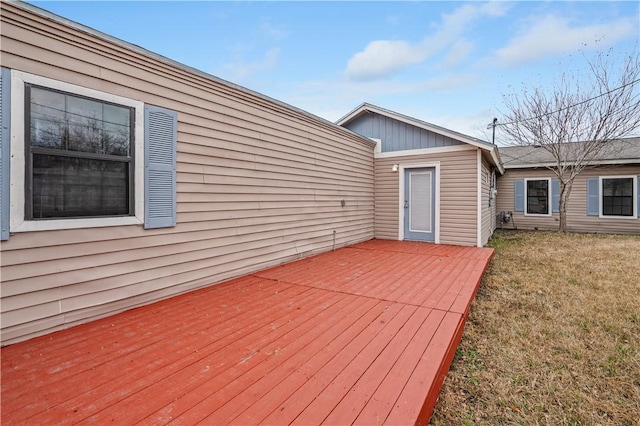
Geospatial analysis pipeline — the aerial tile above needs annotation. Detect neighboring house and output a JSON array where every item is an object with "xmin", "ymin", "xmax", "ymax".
[
  {"xmin": 496, "ymin": 139, "xmax": 640, "ymax": 234},
  {"xmin": 337, "ymin": 103, "xmax": 504, "ymax": 247},
  {"xmin": 0, "ymin": 2, "xmax": 376, "ymax": 345}
]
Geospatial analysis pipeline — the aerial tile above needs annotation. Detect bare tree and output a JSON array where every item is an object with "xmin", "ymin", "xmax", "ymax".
[{"xmin": 498, "ymin": 49, "xmax": 640, "ymax": 232}]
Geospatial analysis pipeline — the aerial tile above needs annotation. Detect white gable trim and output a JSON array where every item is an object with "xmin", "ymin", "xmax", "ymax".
[
  {"xmin": 338, "ymin": 103, "xmax": 504, "ymax": 173},
  {"xmin": 376, "ymin": 144, "xmax": 474, "ymax": 159},
  {"xmin": 337, "ymin": 103, "xmax": 488, "ymax": 150},
  {"xmin": 370, "ymin": 138, "xmax": 382, "ymax": 154}
]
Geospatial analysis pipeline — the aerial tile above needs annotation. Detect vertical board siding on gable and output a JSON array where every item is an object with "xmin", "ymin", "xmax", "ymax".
[
  {"xmin": 344, "ymin": 112, "xmax": 463, "ymax": 153},
  {"xmin": 0, "ymin": 4, "xmax": 375, "ymax": 344},
  {"xmin": 496, "ymin": 166, "xmax": 640, "ymax": 234},
  {"xmin": 374, "ymin": 149, "xmax": 478, "ymax": 246}
]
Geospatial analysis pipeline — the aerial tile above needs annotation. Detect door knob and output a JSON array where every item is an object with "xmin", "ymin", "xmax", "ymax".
[{"xmin": 404, "ymin": 200, "xmax": 409, "ymax": 209}]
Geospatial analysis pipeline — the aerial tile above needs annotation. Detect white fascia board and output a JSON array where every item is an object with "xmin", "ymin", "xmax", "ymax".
[
  {"xmin": 335, "ymin": 103, "xmax": 368, "ymax": 126},
  {"xmin": 376, "ymin": 144, "xmax": 474, "ymax": 159},
  {"xmin": 370, "ymin": 138, "xmax": 382, "ymax": 154},
  {"xmin": 503, "ymin": 159, "xmax": 640, "ymax": 169},
  {"xmin": 488, "ymin": 147, "xmax": 505, "ymax": 174}
]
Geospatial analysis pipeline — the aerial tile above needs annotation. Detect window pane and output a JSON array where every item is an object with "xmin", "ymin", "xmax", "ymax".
[
  {"xmin": 602, "ymin": 178, "xmax": 634, "ymax": 216},
  {"xmin": 30, "ymin": 86, "xmax": 132, "ymax": 156},
  {"xmin": 66, "ymin": 95, "xmax": 104, "ymax": 153},
  {"xmin": 527, "ymin": 180, "xmax": 549, "ymax": 214},
  {"xmin": 103, "ymin": 122, "xmax": 131, "ymax": 156},
  {"xmin": 603, "ymin": 178, "xmax": 632, "ymax": 196},
  {"xmin": 30, "ymin": 87, "xmax": 65, "ymax": 149},
  {"xmin": 32, "ymin": 154, "xmax": 130, "ymax": 218},
  {"xmin": 68, "ymin": 118, "xmax": 103, "ymax": 153}
]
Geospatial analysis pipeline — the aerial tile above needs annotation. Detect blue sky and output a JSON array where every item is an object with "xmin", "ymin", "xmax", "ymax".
[{"xmin": 30, "ymin": 1, "xmax": 639, "ymax": 141}]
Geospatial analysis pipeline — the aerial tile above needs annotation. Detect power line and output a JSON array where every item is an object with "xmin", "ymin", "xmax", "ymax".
[{"xmin": 496, "ymin": 77, "xmax": 640, "ymax": 127}]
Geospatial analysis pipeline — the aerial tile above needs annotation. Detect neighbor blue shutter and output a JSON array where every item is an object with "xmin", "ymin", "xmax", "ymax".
[
  {"xmin": 637, "ymin": 177, "xmax": 640, "ymax": 218},
  {"xmin": 586, "ymin": 178, "xmax": 599, "ymax": 216},
  {"xmin": 514, "ymin": 179, "xmax": 524, "ymax": 212},
  {"xmin": 552, "ymin": 179, "xmax": 560, "ymax": 213},
  {"xmin": 144, "ymin": 105, "xmax": 177, "ymax": 229},
  {"xmin": 0, "ymin": 68, "xmax": 11, "ymax": 241}
]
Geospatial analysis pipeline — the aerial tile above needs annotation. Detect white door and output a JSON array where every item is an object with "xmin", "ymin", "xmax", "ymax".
[{"xmin": 403, "ymin": 168, "xmax": 435, "ymax": 242}]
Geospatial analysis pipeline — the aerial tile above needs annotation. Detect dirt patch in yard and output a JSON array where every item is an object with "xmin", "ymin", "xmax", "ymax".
[{"xmin": 431, "ymin": 230, "xmax": 640, "ymax": 425}]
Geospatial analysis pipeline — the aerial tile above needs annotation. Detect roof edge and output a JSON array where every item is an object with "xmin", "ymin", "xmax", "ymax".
[
  {"xmin": 337, "ymin": 102, "xmax": 504, "ymax": 172},
  {"xmin": 9, "ymin": 1, "xmax": 376, "ymax": 147},
  {"xmin": 337, "ymin": 103, "xmax": 494, "ymax": 150},
  {"xmin": 503, "ymin": 158, "xmax": 640, "ymax": 169}
]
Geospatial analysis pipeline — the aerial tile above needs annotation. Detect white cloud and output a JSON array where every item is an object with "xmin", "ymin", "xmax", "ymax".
[
  {"xmin": 222, "ymin": 48, "xmax": 280, "ymax": 81},
  {"xmin": 387, "ymin": 14, "xmax": 400, "ymax": 27},
  {"xmin": 276, "ymin": 72, "xmax": 479, "ymax": 124},
  {"xmin": 260, "ymin": 21, "xmax": 288, "ymax": 40},
  {"xmin": 495, "ymin": 15, "xmax": 637, "ymax": 66},
  {"xmin": 344, "ymin": 40, "xmax": 424, "ymax": 81},
  {"xmin": 432, "ymin": 112, "xmax": 496, "ymax": 140},
  {"xmin": 345, "ymin": 1, "xmax": 509, "ymax": 81},
  {"xmin": 440, "ymin": 39, "xmax": 474, "ymax": 69},
  {"xmin": 416, "ymin": 73, "xmax": 478, "ymax": 92},
  {"xmin": 388, "ymin": 106, "xmax": 497, "ymax": 140}
]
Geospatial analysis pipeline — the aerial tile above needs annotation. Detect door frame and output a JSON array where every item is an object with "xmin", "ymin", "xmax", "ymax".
[{"xmin": 398, "ymin": 162, "xmax": 440, "ymax": 243}]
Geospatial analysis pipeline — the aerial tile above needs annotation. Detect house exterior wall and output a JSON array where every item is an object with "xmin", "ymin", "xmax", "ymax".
[
  {"xmin": 375, "ymin": 147, "xmax": 479, "ymax": 246},
  {"xmin": 0, "ymin": 3, "xmax": 375, "ymax": 345},
  {"xmin": 480, "ymin": 156, "xmax": 496, "ymax": 246},
  {"xmin": 344, "ymin": 112, "xmax": 463, "ymax": 152},
  {"xmin": 496, "ymin": 165, "xmax": 640, "ymax": 234}
]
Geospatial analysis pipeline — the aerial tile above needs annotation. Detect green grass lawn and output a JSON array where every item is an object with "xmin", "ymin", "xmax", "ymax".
[{"xmin": 431, "ymin": 230, "xmax": 640, "ymax": 425}]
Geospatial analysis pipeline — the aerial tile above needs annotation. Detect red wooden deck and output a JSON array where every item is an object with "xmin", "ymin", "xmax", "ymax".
[{"xmin": 1, "ymin": 239, "xmax": 493, "ymax": 425}]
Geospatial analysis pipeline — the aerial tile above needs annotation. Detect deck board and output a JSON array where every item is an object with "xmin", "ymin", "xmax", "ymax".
[{"xmin": 1, "ymin": 240, "xmax": 493, "ymax": 425}]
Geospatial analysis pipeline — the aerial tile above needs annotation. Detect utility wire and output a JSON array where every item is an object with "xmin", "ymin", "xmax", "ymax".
[{"xmin": 496, "ymin": 77, "xmax": 640, "ymax": 127}]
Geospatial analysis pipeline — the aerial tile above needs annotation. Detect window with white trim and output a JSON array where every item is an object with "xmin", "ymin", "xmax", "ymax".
[
  {"xmin": 525, "ymin": 178, "xmax": 550, "ymax": 215},
  {"xmin": 602, "ymin": 177, "xmax": 634, "ymax": 217},
  {"xmin": 8, "ymin": 70, "xmax": 146, "ymax": 233},
  {"xmin": 1, "ymin": 69, "xmax": 177, "ymax": 238},
  {"xmin": 27, "ymin": 85, "xmax": 134, "ymax": 219}
]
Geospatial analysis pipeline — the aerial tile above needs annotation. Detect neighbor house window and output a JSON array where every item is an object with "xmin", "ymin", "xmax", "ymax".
[
  {"xmin": 602, "ymin": 177, "xmax": 634, "ymax": 217},
  {"xmin": 26, "ymin": 85, "xmax": 134, "ymax": 219},
  {"xmin": 526, "ymin": 179, "xmax": 550, "ymax": 215}
]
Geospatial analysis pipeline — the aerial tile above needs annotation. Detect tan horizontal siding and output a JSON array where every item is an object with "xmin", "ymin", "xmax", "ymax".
[
  {"xmin": 0, "ymin": 3, "xmax": 375, "ymax": 344},
  {"xmin": 2, "ymin": 9, "xmax": 370, "ymax": 151},
  {"xmin": 480, "ymin": 157, "xmax": 496, "ymax": 246},
  {"xmin": 496, "ymin": 165, "xmax": 640, "ymax": 234},
  {"xmin": 374, "ymin": 148, "xmax": 479, "ymax": 246}
]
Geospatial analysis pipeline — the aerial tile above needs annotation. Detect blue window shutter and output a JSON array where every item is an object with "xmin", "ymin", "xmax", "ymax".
[
  {"xmin": 514, "ymin": 179, "xmax": 524, "ymax": 212},
  {"xmin": 552, "ymin": 179, "xmax": 560, "ymax": 213},
  {"xmin": 144, "ymin": 105, "xmax": 177, "ymax": 229},
  {"xmin": 0, "ymin": 68, "xmax": 11, "ymax": 241},
  {"xmin": 586, "ymin": 178, "xmax": 599, "ymax": 216},
  {"xmin": 637, "ymin": 177, "xmax": 640, "ymax": 218}
]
